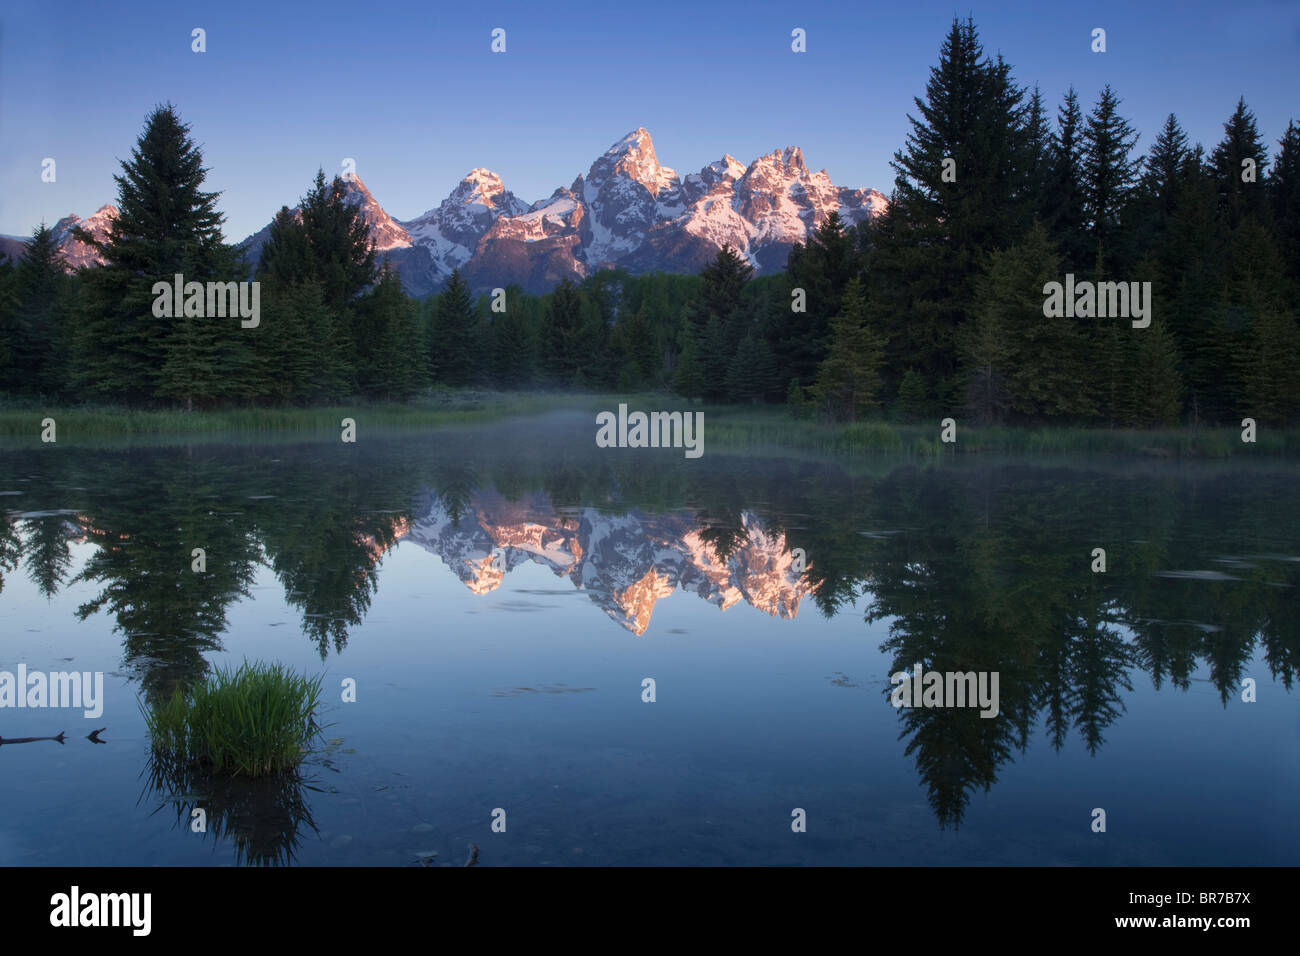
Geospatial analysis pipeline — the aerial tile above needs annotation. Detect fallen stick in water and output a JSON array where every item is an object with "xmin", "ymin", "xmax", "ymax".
[{"xmin": 0, "ymin": 731, "xmax": 66, "ymax": 746}]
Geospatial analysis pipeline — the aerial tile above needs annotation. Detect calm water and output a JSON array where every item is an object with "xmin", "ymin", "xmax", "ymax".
[{"xmin": 1, "ymin": 413, "xmax": 1297, "ymax": 866}]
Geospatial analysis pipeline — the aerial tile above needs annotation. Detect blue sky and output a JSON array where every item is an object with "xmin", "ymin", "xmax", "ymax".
[{"xmin": 1, "ymin": 0, "xmax": 1297, "ymax": 240}]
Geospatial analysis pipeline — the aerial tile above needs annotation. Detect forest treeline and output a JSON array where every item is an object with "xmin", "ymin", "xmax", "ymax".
[{"xmin": 0, "ymin": 18, "xmax": 1296, "ymax": 425}]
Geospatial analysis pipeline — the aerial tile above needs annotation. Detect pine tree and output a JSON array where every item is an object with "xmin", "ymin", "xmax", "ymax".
[
  {"xmin": 357, "ymin": 263, "xmax": 421, "ymax": 399},
  {"xmin": 538, "ymin": 279, "xmax": 583, "ymax": 386},
  {"xmin": 14, "ymin": 223, "xmax": 68, "ymax": 396},
  {"xmin": 968, "ymin": 221, "xmax": 1092, "ymax": 422},
  {"xmin": 0, "ymin": 256, "xmax": 20, "ymax": 392},
  {"xmin": 864, "ymin": 18, "xmax": 1032, "ymax": 412},
  {"xmin": 672, "ymin": 320, "xmax": 706, "ymax": 400},
  {"xmin": 1080, "ymin": 86, "xmax": 1140, "ymax": 276},
  {"xmin": 430, "ymin": 269, "xmax": 476, "ymax": 386},
  {"xmin": 1022, "ymin": 86, "xmax": 1055, "ymax": 223},
  {"xmin": 1211, "ymin": 97, "xmax": 1269, "ymax": 230},
  {"xmin": 1267, "ymin": 120, "xmax": 1300, "ymax": 284},
  {"xmin": 76, "ymin": 104, "xmax": 233, "ymax": 404},
  {"xmin": 1160, "ymin": 147, "xmax": 1225, "ymax": 423},
  {"xmin": 1046, "ymin": 88, "xmax": 1090, "ymax": 271},
  {"xmin": 778, "ymin": 216, "xmax": 857, "ymax": 386},
  {"xmin": 1124, "ymin": 320, "xmax": 1184, "ymax": 427},
  {"xmin": 1237, "ymin": 306, "xmax": 1300, "ymax": 424},
  {"xmin": 612, "ymin": 306, "xmax": 656, "ymax": 388},
  {"xmin": 896, "ymin": 369, "xmax": 929, "ymax": 422},
  {"xmin": 685, "ymin": 245, "xmax": 753, "ymax": 398},
  {"xmin": 490, "ymin": 285, "xmax": 535, "ymax": 389},
  {"xmin": 809, "ymin": 277, "xmax": 886, "ymax": 421},
  {"xmin": 726, "ymin": 333, "xmax": 779, "ymax": 404},
  {"xmin": 1222, "ymin": 220, "xmax": 1299, "ymax": 423}
]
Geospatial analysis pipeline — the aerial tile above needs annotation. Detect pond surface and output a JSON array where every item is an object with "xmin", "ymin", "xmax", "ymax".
[{"xmin": 1, "ymin": 413, "xmax": 1297, "ymax": 865}]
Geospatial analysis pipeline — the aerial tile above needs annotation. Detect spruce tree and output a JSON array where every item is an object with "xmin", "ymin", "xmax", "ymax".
[
  {"xmin": 1268, "ymin": 120, "xmax": 1300, "ymax": 284},
  {"xmin": 1211, "ymin": 97, "xmax": 1269, "ymax": 230},
  {"xmin": 1080, "ymin": 86, "xmax": 1140, "ymax": 276},
  {"xmin": 77, "ymin": 104, "xmax": 234, "ymax": 404},
  {"xmin": 14, "ymin": 223, "xmax": 68, "ymax": 396},
  {"xmin": 430, "ymin": 269, "xmax": 475, "ymax": 386},
  {"xmin": 1046, "ymin": 88, "xmax": 1090, "ymax": 271},
  {"xmin": 968, "ymin": 221, "xmax": 1092, "ymax": 422},
  {"xmin": 726, "ymin": 333, "xmax": 779, "ymax": 404},
  {"xmin": 809, "ymin": 277, "xmax": 886, "ymax": 421},
  {"xmin": 1125, "ymin": 320, "xmax": 1184, "ymax": 427},
  {"xmin": 0, "ymin": 256, "xmax": 20, "ymax": 392},
  {"xmin": 358, "ymin": 263, "xmax": 421, "ymax": 399},
  {"xmin": 538, "ymin": 279, "xmax": 583, "ymax": 386},
  {"xmin": 779, "ymin": 215, "xmax": 855, "ymax": 390},
  {"xmin": 864, "ymin": 18, "xmax": 1031, "ymax": 412},
  {"xmin": 672, "ymin": 320, "xmax": 706, "ymax": 400}
]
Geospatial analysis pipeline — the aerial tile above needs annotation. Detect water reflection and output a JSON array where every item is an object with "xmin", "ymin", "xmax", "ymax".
[{"xmin": 2, "ymin": 433, "xmax": 1298, "ymax": 850}]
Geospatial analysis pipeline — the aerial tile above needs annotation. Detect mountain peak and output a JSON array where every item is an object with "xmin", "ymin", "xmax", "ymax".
[
  {"xmin": 607, "ymin": 127, "xmax": 654, "ymax": 154},
  {"xmin": 589, "ymin": 127, "xmax": 677, "ymax": 195}
]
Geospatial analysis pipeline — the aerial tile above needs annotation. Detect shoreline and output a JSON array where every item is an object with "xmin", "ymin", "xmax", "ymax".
[{"xmin": 0, "ymin": 393, "xmax": 1295, "ymax": 458}]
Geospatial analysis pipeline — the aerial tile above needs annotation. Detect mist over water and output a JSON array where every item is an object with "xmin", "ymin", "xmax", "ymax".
[{"xmin": 1, "ymin": 420, "xmax": 1297, "ymax": 865}]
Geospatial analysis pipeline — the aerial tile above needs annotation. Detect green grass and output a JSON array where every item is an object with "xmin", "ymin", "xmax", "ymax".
[
  {"xmin": 699, "ymin": 407, "xmax": 1300, "ymax": 458},
  {"xmin": 0, "ymin": 390, "xmax": 578, "ymax": 439},
  {"xmin": 142, "ymin": 660, "xmax": 326, "ymax": 777}
]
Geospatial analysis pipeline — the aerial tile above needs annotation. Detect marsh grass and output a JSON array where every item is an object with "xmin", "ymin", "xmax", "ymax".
[
  {"xmin": 143, "ymin": 661, "xmax": 326, "ymax": 777},
  {"xmin": 0, "ymin": 391, "xmax": 568, "ymax": 438},
  {"xmin": 700, "ymin": 408, "xmax": 1300, "ymax": 458}
]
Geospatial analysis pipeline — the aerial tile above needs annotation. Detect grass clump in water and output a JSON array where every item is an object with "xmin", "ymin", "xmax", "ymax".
[{"xmin": 143, "ymin": 661, "xmax": 325, "ymax": 777}]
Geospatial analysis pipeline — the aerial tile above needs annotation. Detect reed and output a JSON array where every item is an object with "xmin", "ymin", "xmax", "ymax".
[{"xmin": 142, "ymin": 661, "xmax": 325, "ymax": 777}]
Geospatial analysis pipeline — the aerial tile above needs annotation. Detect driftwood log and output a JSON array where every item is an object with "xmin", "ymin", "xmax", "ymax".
[{"xmin": 0, "ymin": 728, "xmax": 107, "ymax": 746}]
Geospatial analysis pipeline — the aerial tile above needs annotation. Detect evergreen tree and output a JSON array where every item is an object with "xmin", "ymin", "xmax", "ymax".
[
  {"xmin": 726, "ymin": 333, "xmax": 779, "ymax": 404},
  {"xmin": 684, "ymin": 244, "xmax": 753, "ymax": 398},
  {"xmin": 1159, "ymin": 147, "xmax": 1225, "ymax": 422},
  {"xmin": 809, "ymin": 277, "xmax": 887, "ymax": 421},
  {"xmin": 1237, "ymin": 305, "xmax": 1300, "ymax": 424},
  {"xmin": 1022, "ymin": 86, "xmax": 1055, "ymax": 222},
  {"xmin": 1046, "ymin": 88, "xmax": 1090, "ymax": 270},
  {"xmin": 612, "ymin": 306, "xmax": 656, "ymax": 388},
  {"xmin": 1267, "ymin": 120, "xmax": 1300, "ymax": 284},
  {"xmin": 430, "ymin": 269, "xmax": 476, "ymax": 386},
  {"xmin": 13, "ymin": 223, "xmax": 69, "ymax": 396},
  {"xmin": 1221, "ymin": 220, "xmax": 1299, "ymax": 422},
  {"xmin": 778, "ymin": 215, "xmax": 856, "ymax": 390},
  {"xmin": 357, "ymin": 263, "xmax": 421, "ymax": 399},
  {"xmin": 0, "ymin": 255, "xmax": 21, "ymax": 392},
  {"xmin": 538, "ymin": 279, "xmax": 583, "ymax": 386},
  {"xmin": 1080, "ymin": 86, "xmax": 1140, "ymax": 275},
  {"xmin": 1124, "ymin": 320, "xmax": 1184, "ymax": 427},
  {"xmin": 1211, "ymin": 97, "xmax": 1269, "ymax": 230},
  {"xmin": 295, "ymin": 170, "xmax": 377, "ymax": 313},
  {"xmin": 864, "ymin": 18, "xmax": 1032, "ymax": 412},
  {"xmin": 967, "ymin": 221, "xmax": 1092, "ymax": 422},
  {"xmin": 76, "ymin": 104, "xmax": 234, "ymax": 404},
  {"xmin": 489, "ymin": 284, "xmax": 535, "ymax": 389},
  {"xmin": 672, "ymin": 320, "xmax": 706, "ymax": 400}
]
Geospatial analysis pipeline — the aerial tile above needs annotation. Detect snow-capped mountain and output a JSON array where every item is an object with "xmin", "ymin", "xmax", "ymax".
[
  {"xmin": 403, "ymin": 487, "xmax": 816, "ymax": 634},
  {"xmin": 45, "ymin": 204, "xmax": 119, "ymax": 270},
  {"xmin": 237, "ymin": 175, "xmax": 412, "ymax": 270},
  {"xmin": 378, "ymin": 128, "xmax": 886, "ymax": 294},
  {"xmin": 13, "ymin": 129, "xmax": 884, "ymax": 295}
]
